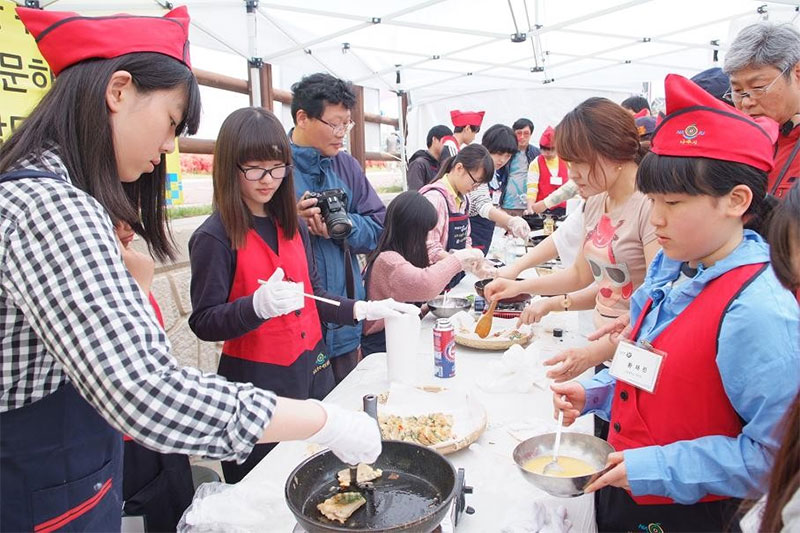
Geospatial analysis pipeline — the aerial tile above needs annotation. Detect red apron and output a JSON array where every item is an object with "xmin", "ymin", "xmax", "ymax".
[
  {"xmin": 769, "ymin": 124, "xmax": 800, "ymax": 199},
  {"xmin": 222, "ymin": 228, "xmax": 323, "ymax": 366},
  {"xmin": 608, "ymin": 262, "xmax": 767, "ymax": 505},
  {"xmin": 535, "ymin": 156, "xmax": 569, "ymax": 207},
  {"xmin": 217, "ymin": 226, "xmax": 334, "ymax": 483}
]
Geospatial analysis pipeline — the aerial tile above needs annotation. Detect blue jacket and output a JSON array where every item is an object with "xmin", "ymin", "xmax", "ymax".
[
  {"xmin": 290, "ymin": 142, "xmax": 386, "ymax": 357},
  {"xmin": 494, "ymin": 144, "xmax": 540, "ymax": 206},
  {"xmin": 581, "ymin": 231, "xmax": 799, "ymax": 504}
]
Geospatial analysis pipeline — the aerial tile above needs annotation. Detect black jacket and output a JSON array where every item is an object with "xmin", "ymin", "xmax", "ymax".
[{"xmin": 406, "ymin": 149, "xmax": 439, "ymax": 191}]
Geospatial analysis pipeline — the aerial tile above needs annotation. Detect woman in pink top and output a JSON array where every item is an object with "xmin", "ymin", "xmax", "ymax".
[
  {"xmin": 486, "ymin": 98, "xmax": 660, "ymax": 383},
  {"xmin": 361, "ymin": 191, "xmax": 484, "ymax": 354}
]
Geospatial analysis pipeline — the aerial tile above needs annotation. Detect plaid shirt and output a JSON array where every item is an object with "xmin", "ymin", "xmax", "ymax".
[{"xmin": 0, "ymin": 147, "xmax": 275, "ymax": 461}]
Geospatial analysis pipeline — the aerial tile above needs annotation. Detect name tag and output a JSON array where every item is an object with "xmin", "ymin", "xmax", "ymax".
[
  {"xmin": 550, "ymin": 175, "xmax": 563, "ymax": 186},
  {"xmin": 608, "ymin": 340, "xmax": 665, "ymax": 393}
]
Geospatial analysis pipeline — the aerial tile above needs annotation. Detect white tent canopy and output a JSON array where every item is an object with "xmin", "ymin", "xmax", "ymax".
[{"xmin": 24, "ymin": 0, "xmax": 800, "ymax": 148}]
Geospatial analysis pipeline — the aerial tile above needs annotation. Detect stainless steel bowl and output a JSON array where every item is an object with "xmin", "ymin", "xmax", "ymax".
[
  {"xmin": 427, "ymin": 296, "xmax": 471, "ymax": 318},
  {"xmin": 512, "ymin": 432, "xmax": 615, "ymax": 498}
]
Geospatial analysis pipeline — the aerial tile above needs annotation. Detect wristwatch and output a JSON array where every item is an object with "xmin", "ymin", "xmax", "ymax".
[{"xmin": 560, "ymin": 294, "xmax": 572, "ymax": 311}]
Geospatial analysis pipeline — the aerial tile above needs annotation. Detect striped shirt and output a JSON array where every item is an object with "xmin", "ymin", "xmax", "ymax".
[{"xmin": 0, "ymin": 147, "xmax": 275, "ymax": 461}]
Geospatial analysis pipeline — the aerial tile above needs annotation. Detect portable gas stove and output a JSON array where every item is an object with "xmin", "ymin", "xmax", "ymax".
[{"xmin": 474, "ymin": 296, "xmax": 529, "ymax": 318}]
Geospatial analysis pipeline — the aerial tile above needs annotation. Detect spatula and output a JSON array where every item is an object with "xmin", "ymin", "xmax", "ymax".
[{"xmin": 474, "ymin": 299, "xmax": 498, "ymax": 338}]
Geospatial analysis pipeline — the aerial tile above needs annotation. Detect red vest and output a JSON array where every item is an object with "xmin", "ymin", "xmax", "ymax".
[
  {"xmin": 535, "ymin": 156, "xmax": 569, "ymax": 207},
  {"xmin": 222, "ymin": 227, "xmax": 322, "ymax": 366},
  {"xmin": 608, "ymin": 262, "xmax": 767, "ymax": 505},
  {"xmin": 769, "ymin": 124, "xmax": 800, "ymax": 199}
]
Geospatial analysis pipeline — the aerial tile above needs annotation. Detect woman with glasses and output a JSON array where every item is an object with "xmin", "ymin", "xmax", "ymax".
[
  {"xmin": 188, "ymin": 107, "xmax": 417, "ymax": 482},
  {"xmin": 420, "ymin": 144, "xmax": 494, "ymax": 290},
  {"xmin": 485, "ymin": 98, "xmax": 658, "ymax": 385},
  {"xmin": 724, "ymin": 22, "xmax": 800, "ymax": 200}
]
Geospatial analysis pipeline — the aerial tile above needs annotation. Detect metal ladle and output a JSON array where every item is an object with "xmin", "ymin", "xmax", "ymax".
[{"xmin": 542, "ymin": 396, "xmax": 566, "ymax": 475}]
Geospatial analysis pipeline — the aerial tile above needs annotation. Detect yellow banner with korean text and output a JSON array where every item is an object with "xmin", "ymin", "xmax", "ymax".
[{"xmin": 0, "ymin": 0, "xmax": 183, "ymax": 204}]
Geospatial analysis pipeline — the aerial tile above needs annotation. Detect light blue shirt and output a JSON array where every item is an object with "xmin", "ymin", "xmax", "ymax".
[
  {"xmin": 501, "ymin": 151, "xmax": 528, "ymax": 209},
  {"xmin": 581, "ymin": 231, "xmax": 799, "ymax": 504}
]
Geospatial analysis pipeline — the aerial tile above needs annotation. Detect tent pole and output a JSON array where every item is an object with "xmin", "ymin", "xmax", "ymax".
[
  {"xmin": 246, "ymin": 0, "xmax": 262, "ymax": 108},
  {"xmin": 398, "ymin": 91, "xmax": 408, "ymax": 191}
]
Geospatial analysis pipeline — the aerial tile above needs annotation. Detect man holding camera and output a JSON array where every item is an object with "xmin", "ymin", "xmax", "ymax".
[{"xmin": 290, "ymin": 73, "xmax": 388, "ymax": 383}]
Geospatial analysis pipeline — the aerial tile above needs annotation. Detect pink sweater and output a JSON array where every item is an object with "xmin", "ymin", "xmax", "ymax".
[{"xmin": 363, "ymin": 251, "xmax": 461, "ymax": 335}]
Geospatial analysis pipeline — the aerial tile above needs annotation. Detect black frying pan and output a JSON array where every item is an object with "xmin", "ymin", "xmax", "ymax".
[{"xmin": 285, "ymin": 440, "xmax": 456, "ymax": 532}]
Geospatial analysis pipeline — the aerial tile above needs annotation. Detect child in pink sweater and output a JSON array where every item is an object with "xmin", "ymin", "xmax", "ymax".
[{"xmin": 361, "ymin": 191, "xmax": 483, "ymax": 354}]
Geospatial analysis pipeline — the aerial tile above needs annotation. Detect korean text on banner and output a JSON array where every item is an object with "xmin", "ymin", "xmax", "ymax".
[{"xmin": 0, "ymin": 0, "xmax": 54, "ymax": 144}]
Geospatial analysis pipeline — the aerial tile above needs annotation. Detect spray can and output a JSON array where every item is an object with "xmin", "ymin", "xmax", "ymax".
[{"xmin": 433, "ymin": 318, "xmax": 456, "ymax": 378}]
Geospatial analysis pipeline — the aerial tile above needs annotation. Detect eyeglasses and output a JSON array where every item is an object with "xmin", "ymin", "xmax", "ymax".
[
  {"xmin": 317, "ymin": 117, "xmax": 355, "ymax": 136},
  {"xmin": 237, "ymin": 164, "xmax": 292, "ymax": 181},
  {"xmin": 725, "ymin": 66, "xmax": 789, "ymax": 103},
  {"xmin": 465, "ymin": 167, "xmax": 482, "ymax": 189}
]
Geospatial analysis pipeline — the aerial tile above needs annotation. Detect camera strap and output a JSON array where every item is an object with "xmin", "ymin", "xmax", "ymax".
[{"xmin": 342, "ymin": 238, "xmax": 355, "ymax": 300}]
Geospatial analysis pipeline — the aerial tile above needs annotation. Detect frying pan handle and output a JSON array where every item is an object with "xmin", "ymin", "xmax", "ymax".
[{"xmin": 363, "ymin": 394, "xmax": 378, "ymax": 422}]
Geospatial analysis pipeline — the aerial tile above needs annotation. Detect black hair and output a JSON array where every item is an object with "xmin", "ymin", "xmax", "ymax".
[
  {"xmin": 0, "ymin": 52, "xmax": 201, "ymax": 261},
  {"xmin": 290, "ymin": 72, "xmax": 356, "ymax": 124},
  {"xmin": 454, "ymin": 125, "xmax": 480, "ymax": 134},
  {"xmin": 481, "ymin": 124, "xmax": 517, "ymax": 155},
  {"xmin": 637, "ymin": 153, "xmax": 774, "ymax": 236},
  {"xmin": 426, "ymin": 125, "xmax": 453, "ymax": 148},
  {"xmin": 434, "ymin": 143, "xmax": 494, "ymax": 183},
  {"xmin": 365, "ymin": 191, "xmax": 438, "ymax": 272},
  {"xmin": 768, "ymin": 181, "xmax": 800, "ymax": 291},
  {"xmin": 512, "ymin": 118, "xmax": 534, "ymax": 132},
  {"xmin": 621, "ymin": 95, "xmax": 651, "ymax": 113}
]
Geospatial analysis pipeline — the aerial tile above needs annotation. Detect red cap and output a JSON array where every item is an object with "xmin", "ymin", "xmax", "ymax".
[
  {"xmin": 651, "ymin": 74, "xmax": 778, "ymax": 172},
  {"xmin": 633, "ymin": 108, "xmax": 649, "ymax": 119},
  {"xmin": 15, "ymin": 6, "xmax": 191, "ymax": 76},
  {"xmin": 539, "ymin": 126, "xmax": 555, "ymax": 148},
  {"xmin": 450, "ymin": 110, "xmax": 485, "ymax": 128}
]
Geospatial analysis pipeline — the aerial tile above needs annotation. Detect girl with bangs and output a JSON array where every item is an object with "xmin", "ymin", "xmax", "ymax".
[
  {"xmin": 485, "ymin": 98, "xmax": 658, "ymax": 385},
  {"xmin": 1, "ymin": 8, "xmax": 381, "ymax": 531},
  {"xmin": 188, "ymin": 107, "xmax": 415, "ymax": 482},
  {"xmin": 552, "ymin": 75, "xmax": 798, "ymax": 531}
]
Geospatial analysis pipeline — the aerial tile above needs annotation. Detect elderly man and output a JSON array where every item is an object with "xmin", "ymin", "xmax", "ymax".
[{"xmin": 725, "ymin": 22, "xmax": 800, "ymax": 199}]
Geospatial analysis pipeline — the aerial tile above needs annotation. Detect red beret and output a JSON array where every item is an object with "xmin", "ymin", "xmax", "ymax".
[
  {"xmin": 652, "ymin": 74, "xmax": 778, "ymax": 172},
  {"xmin": 450, "ymin": 110, "xmax": 485, "ymax": 128},
  {"xmin": 15, "ymin": 5, "xmax": 191, "ymax": 76},
  {"xmin": 539, "ymin": 126, "xmax": 555, "ymax": 148}
]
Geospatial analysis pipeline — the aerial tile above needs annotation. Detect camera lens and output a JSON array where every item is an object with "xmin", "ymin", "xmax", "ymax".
[{"xmin": 326, "ymin": 211, "xmax": 353, "ymax": 240}]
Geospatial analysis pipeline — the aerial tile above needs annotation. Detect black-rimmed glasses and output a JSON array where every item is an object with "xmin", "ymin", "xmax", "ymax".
[
  {"xmin": 317, "ymin": 117, "xmax": 356, "ymax": 136},
  {"xmin": 725, "ymin": 65, "xmax": 789, "ymax": 103},
  {"xmin": 237, "ymin": 164, "xmax": 292, "ymax": 181},
  {"xmin": 465, "ymin": 167, "xmax": 482, "ymax": 189}
]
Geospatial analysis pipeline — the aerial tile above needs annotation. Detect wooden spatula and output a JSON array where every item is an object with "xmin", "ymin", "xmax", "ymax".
[{"xmin": 474, "ymin": 299, "xmax": 498, "ymax": 338}]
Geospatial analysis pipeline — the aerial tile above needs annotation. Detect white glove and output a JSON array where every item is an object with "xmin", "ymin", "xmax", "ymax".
[
  {"xmin": 306, "ymin": 400, "xmax": 382, "ymax": 464},
  {"xmin": 354, "ymin": 298, "xmax": 420, "ymax": 321},
  {"xmin": 507, "ymin": 216, "xmax": 531, "ymax": 239},
  {"xmin": 252, "ymin": 267, "xmax": 304, "ymax": 319},
  {"xmin": 452, "ymin": 248, "xmax": 484, "ymax": 270}
]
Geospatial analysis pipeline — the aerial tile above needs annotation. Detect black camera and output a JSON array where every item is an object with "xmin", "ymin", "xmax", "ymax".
[{"xmin": 306, "ymin": 189, "xmax": 354, "ymax": 240}]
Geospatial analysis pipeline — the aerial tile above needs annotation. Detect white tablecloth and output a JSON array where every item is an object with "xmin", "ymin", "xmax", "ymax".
[{"xmin": 185, "ymin": 232, "xmax": 600, "ymax": 532}]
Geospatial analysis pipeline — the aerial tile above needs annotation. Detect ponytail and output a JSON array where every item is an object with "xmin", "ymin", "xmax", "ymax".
[{"xmin": 434, "ymin": 155, "xmax": 457, "ymax": 181}]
